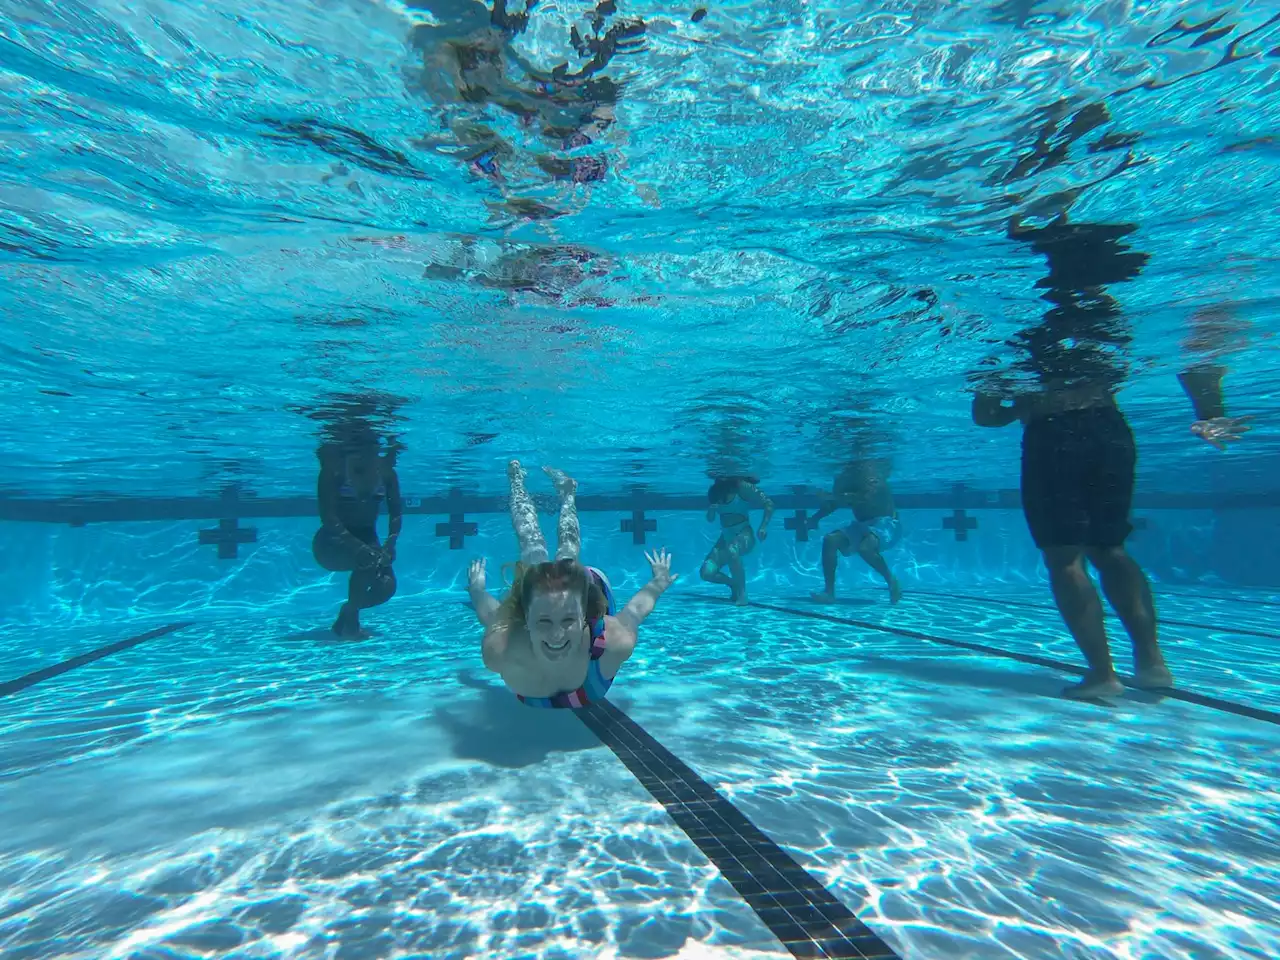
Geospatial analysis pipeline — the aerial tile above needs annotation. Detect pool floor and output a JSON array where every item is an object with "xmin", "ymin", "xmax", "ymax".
[{"xmin": 1, "ymin": 585, "xmax": 1278, "ymax": 959}]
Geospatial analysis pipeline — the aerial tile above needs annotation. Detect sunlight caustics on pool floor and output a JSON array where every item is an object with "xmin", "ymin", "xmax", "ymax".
[{"xmin": 1, "ymin": 592, "xmax": 1278, "ymax": 959}]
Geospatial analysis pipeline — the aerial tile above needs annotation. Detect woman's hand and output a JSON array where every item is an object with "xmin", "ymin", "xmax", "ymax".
[
  {"xmin": 382, "ymin": 535, "xmax": 398, "ymax": 565},
  {"xmin": 468, "ymin": 557, "xmax": 487, "ymax": 593},
  {"xmin": 645, "ymin": 548, "xmax": 677, "ymax": 589},
  {"xmin": 756, "ymin": 526, "xmax": 768, "ymax": 541}
]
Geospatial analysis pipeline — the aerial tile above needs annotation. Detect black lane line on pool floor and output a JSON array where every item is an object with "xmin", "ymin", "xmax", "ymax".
[
  {"xmin": 685, "ymin": 597, "xmax": 1280, "ymax": 728},
  {"xmin": 578, "ymin": 699, "xmax": 900, "ymax": 960},
  {"xmin": 0, "ymin": 622, "xmax": 193, "ymax": 698},
  {"xmin": 1156, "ymin": 587, "xmax": 1280, "ymax": 609},
  {"xmin": 912, "ymin": 590, "xmax": 1280, "ymax": 642}
]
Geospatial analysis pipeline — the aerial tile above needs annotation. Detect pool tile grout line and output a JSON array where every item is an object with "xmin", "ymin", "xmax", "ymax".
[
  {"xmin": 695, "ymin": 596, "xmax": 1280, "ymax": 727},
  {"xmin": 913, "ymin": 589, "xmax": 1280, "ymax": 641},
  {"xmin": 578, "ymin": 699, "xmax": 901, "ymax": 960},
  {"xmin": 0, "ymin": 622, "xmax": 193, "ymax": 698}
]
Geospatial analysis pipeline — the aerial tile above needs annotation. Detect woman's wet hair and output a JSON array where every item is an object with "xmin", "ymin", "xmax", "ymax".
[
  {"xmin": 499, "ymin": 558, "xmax": 608, "ymax": 626},
  {"xmin": 707, "ymin": 475, "xmax": 758, "ymax": 503}
]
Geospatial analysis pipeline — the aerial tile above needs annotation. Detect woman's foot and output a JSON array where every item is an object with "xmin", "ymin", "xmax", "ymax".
[
  {"xmin": 810, "ymin": 591, "xmax": 836, "ymax": 604},
  {"xmin": 543, "ymin": 465, "xmax": 577, "ymax": 498},
  {"xmin": 508, "ymin": 459, "xmax": 526, "ymax": 482},
  {"xmin": 1062, "ymin": 671, "xmax": 1125, "ymax": 700}
]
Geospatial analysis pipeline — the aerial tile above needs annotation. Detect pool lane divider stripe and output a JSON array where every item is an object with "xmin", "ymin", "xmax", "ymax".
[
  {"xmin": 913, "ymin": 590, "xmax": 1280, "ymax": 642},
  {"xmin": 0, "ymin": 622, "xmax": 193, "ymax": 698},
  {"xmin": 578, "ymin": 699, "xmax": 900, "ymax": 960},
  {"xmin": 685, "ymin": 597, "xmax": 1280, "ymax": 728}
]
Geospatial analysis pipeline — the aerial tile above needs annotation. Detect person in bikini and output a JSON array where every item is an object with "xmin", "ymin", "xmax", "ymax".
[
  {"xmin": 805, "ymin": 460, "xmax": 904, "ymax": 605},
  {"xmin": 466, "ymin": 460, "xmax": 676, "ymax": 708},
  {"xmin": 700, "ymin": 476, "xmax": 774, "ymax": 605},
  {"xmin": 312, "ymin": 441, "xmax": 403, "ymax": 638}
]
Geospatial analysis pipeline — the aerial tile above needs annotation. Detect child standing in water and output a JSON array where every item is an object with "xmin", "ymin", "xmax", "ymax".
[{"xmin": 467, "ymin": 460, "xmax": 676, "ymax": 708}]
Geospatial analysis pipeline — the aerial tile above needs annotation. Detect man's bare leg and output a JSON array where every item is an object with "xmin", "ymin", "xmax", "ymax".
[
  {"xmin": 1088, "ymin": 545, "xmax": 1172, "ymax": 689},
  {"xmin": 508, "ymin": 460, "xmax": 549, "ymax": 565},
  {"xmin": 1044, "ymin": 545, "xmax": 1124, "ymax": 699},
  {"xmin": 811, "ymin": 532, "xmax": 844, "ymax": 603},
  {"xmin": 857, "ymin": 537, "xmax": 902, "ymax": 604}
]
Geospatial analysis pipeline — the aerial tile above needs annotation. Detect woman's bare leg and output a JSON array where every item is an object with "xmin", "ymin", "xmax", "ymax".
[
  {"xmin": 508, "ymin": 460, "xmax": 549, "ymax": 565},
  {"xmin": 544, "ymin": 467, "xmax": 581, "ymax": 561}
]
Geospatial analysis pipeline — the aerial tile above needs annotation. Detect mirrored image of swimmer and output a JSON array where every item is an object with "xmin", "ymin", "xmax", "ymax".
[
  {"xmin": 466, "ymin": 460, "xmax": 676, "ymax": 708},
  {"xmin": 700, "ymin": 476, "xmax": 774, "ymax": 605},
  {"xmin": 971, "ymin": 212, "xmax": 1253, "ymax": 701},
  {"xmin": 805, "ymin": 460, "xmax": 904, "ymax": 605},
  {"xmin": 312, "ymin": 442, "xmax": 403, "ymax": 639}
]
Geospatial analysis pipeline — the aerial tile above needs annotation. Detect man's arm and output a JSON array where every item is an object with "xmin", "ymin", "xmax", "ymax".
[
  {"xmin": 1178, "ymin": 364, "xmax": 1227, "ymax": 421},
  {"xmin": 1179, "ymin": 363, "xmax": 1253, "ymax": 450},
  {"xmin": 806, "ymin": 492, "xmax": 840, "ymax": 529}
]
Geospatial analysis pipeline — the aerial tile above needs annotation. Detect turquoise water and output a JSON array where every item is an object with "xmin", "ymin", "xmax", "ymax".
[{"xmin": 4, "ymin": 0, "xmax": 1280, "ymax": 958}]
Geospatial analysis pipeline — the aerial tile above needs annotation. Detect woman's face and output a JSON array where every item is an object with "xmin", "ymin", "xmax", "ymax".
[{"xmin": 525, "ymin": 589, "xmax": 588, "ymax": 666}]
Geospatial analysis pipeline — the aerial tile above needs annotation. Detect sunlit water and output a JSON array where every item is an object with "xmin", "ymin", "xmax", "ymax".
[
  {"xmin": 3, "ymin": 0, "xmax": 1280, "ymax": 494},
  {"xmin": 4, "ymin": 0, "xmax": 1280, "ymax": 958}
]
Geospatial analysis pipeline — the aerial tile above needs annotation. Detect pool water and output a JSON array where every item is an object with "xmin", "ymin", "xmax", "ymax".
[
  {"xmin": 3, "ymin": 587, "xmax": 1278, "ymax": 960},
  {"xmin": 4, "ymin": 0, "xmax": 1280, "ymax": 956}
]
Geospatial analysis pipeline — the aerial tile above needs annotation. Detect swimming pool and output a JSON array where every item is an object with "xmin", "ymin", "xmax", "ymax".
[
  {"xmin": 3, "ymin": 517, "xmax": 1279, "ymax": 960},
  {"xmin": 4, "ymin": 0, "xmax": 1280, "ymax": 956}
]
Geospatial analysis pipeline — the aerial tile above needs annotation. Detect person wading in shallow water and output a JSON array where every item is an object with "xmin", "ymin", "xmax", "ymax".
[
  {"xmin": 312, "ymin": 441, "xmax": 403, "ymax": 638},
  {"xmin": 971, "ymin": 211, "xmax": 1252, "ymax": 700},
  {"xmin": 805, "ymin": 460, "xmax": 904, "ymax": 605}
]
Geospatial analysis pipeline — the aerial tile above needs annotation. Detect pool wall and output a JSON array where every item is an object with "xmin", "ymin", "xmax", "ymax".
[{"xmin": 2, "ymin": 487, "xmax": 1276, "ymax": 627}]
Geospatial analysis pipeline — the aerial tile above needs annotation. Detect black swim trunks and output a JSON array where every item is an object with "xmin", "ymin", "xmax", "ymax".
[{"xmin": 1020, "ymin": 405, "xmax": 1135, "ymax": 549}]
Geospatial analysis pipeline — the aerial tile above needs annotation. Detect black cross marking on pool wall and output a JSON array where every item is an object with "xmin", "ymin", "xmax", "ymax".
[
  {"xmin": 198, "ymin": 486, "xmax": 257, "ymax": 559},
  {"xmin": 199, "ymin": 518, "xmax": 257, "ymax": 559},
  {"xmin": 942, "ymin": 482, "xmax": 978, "ymax": 542},
  {"xmin": 942, "ymin": 509, "xmax": 978, "ymax": 542},
  {"xmin": 435, "ymin": 488, "xmax": 479, "ymax": 549},
  {"xmin": 785, "ymin": 510, "xmax": 810, "ymax": 543},
  {"xmin": 621, "ymin": 509, "xmax": 656, "ymax": 545},
  {"xmin": 436, "ymin": 514, "xmax": 478, "ymax": 549}
]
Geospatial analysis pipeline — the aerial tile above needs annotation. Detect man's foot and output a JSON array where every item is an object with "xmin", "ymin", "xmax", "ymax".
[
  {"xmin": 1133, "ymin": 664, "xmax": 1174, "ymax": 690},
  {"xmin": 888, "ymin": 578, "xmax": 903, "ymax": 605},
  {"xmin": 542, "ymin": 465, "xmax": 577, "ymax": 498},
  {"xmin": 810, "ymin": 592, "xmax": 836, "ymax": 604},
  {"xmin": 1062, "ymin": 672, "xmax": 1125, "ymax": 700}
]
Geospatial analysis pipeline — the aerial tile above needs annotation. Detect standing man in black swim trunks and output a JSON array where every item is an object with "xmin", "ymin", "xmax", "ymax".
[
  {"xmin": 806, "ymin": 459, "xmax": 904, "ymax": 605},
  {"xmin": 972, "ymin": 212, "xmax": 1252, "ymax": 700},
  {"xmin": 312, "ymin": 440, "xmax": 404, "ymax": 639}
]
